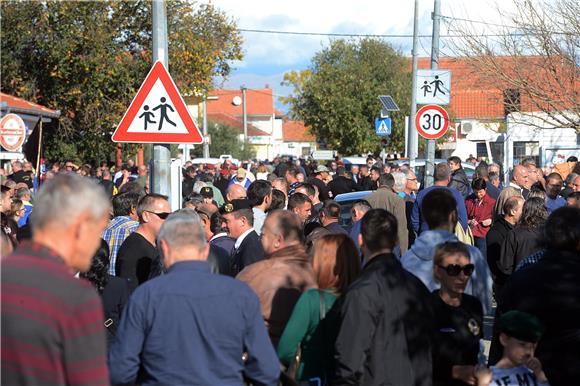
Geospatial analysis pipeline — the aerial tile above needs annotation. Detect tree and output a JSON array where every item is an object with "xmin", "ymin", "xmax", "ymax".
[
  {"xmin": 447, "ymin": 0, "xmax": 579, "ymax": 132},
  {"xmin": 0, "ymin": 0, "xmax": 243, "ymax": 163},
  {"xmin": 191, "ymin": 120, "xmax": 255, "ymax": 160},
  {"xmin": 282, "ymin": 38, "xmax": 411, "ymax": 155}
]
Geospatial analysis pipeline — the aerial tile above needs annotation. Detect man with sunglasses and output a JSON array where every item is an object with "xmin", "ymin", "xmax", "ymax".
[
  {"xmin": 401, "ymin": 188, "xmax": 493, "ymax": 315},
  {"xmin": 116, "ymin": 193, "xmax": 170, "ymax": 292}
]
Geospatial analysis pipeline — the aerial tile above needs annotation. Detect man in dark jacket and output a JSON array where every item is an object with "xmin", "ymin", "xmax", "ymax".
[
  {"xmin": 448, "ymin": 156, "xmax": 470, "ymax": 198},
  {"xmin": 181, "ymin": 166, "xmax": 197, "ymax": 198},
  {"xmin": 221, "ymin": 199, "xmax": 265, "ymax": 276},
  {"xmin": 357, "ymin": 165, "xmax": 374, "ymax": 191},
  {"xmin": 333, "ymin": 209, "xmax": 433, "ymax": 386},
  {"xmin": 486, "ymin": 195, "xmax": 524, "ymax": 292},
  {"xmin": 328, "ymin": 166, "xmax": 358, "ymax": 197},
  {"xmin": 497, "ymin": 207, "xmax": 580, "ymax": 386}
]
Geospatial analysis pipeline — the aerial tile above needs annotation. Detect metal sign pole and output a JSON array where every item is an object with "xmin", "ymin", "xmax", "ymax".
[
  {"xmin": 425, "ymin": 0, "xmax": 441, "ymax": 188},
  {"xmin": 152, "ymin": 0, "xmax": 171, "ymax": 196},
  {"xmin": 408, "ymin": 0, "xmax": 420, "ymax": 166}
]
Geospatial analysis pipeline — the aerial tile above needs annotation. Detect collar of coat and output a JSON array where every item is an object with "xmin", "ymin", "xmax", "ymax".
[{"xmin": 267, "ymin": 243, "xmax": 308, "ymax": 262}]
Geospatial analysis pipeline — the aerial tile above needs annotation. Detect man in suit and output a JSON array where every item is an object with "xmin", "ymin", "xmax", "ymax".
[{"xmin": 221, "ymin": 199, "xmax": 265, "ymax": 276}]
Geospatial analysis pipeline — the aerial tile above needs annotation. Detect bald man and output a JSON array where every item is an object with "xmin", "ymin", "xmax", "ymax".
[
  {"xmin": 226, "ymin": 184, "xmax": 247, "ymax": 202},
  {"xmin": 508, "ymin": 165, "xmax": 529, "ymax": 198}
]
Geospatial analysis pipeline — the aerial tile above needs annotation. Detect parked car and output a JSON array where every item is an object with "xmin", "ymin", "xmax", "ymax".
[{"xmin": 334, "ymin": 190, "xmax": 372, "ymax": 230}]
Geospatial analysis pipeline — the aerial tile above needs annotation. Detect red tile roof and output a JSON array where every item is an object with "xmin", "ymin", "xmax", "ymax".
[
  {"xmin": 0, "ymin": 93, "xmax": 60, "ymax": 117},
  {"xmin": 207, "ymin": 112, "xmax": 270, "ymax": 136},
  {"xmin": 283, "ymin": 120, "xmax": 315, "ymax": 142},
  {"xmin": 207, "ymin": 88, "xmax": 275, "ymax": 116},
  {"xmin": 416, "ymin": 56, "xmax": 578, "ymax": 120}
]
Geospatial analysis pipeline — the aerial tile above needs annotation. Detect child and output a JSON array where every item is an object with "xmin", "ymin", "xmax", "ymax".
[{"xmin": 475, "ymin": 310, "xmax": 549, "ymax": 386}]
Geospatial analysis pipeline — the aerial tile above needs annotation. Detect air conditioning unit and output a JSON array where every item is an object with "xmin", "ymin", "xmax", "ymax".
[{"xmin": 460, "ymin": 120, "xmax": 477, "ymax": 135}]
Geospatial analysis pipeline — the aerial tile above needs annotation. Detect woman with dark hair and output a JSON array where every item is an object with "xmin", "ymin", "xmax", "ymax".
[
  {"xmin": 430, "ymin": 242, "xmax": 483, "ymax": 386},
  {"xmin": 498, "ymin": 197, "xmax": 547, "ymax": 282},
  {"xmin": 80, "ymin": 238, "xmax": 130, "ymax": 347},
  {"xmin": 465, "ymin": 178, "xmax": 496, "ymax": 257},
  {"xmin": 277, "ymin": 234, "xmax": 361, "ymax": 385}
]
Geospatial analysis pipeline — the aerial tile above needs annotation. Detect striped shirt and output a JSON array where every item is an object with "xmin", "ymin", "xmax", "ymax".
[
  {"xmin": 1, "ymin": 242, "xmax": 109, "ymax": 386},
  {"xmin": 102, "ymin": 216, "xmax": 139, "ymax": 275}
]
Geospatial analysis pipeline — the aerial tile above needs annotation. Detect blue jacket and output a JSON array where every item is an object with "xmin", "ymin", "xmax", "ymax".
[
  {"xmin": 400, "ymin": 229, "xmax": 493, "ymax": 315},
  {"xmin": 108, "ymin": 260, "xmax": 280, "ymax": 386},
  {"xmin": 411, "ymin": 185, "xmax": 468, "ymax": 234}
]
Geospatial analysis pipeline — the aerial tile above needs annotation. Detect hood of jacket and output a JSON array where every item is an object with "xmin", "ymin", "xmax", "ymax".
[{"xmin": 405, "ymin": 229, "xmax": 458, "ymax": 261}]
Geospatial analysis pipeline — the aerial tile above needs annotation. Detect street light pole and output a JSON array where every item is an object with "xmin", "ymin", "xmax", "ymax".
[
  {"xmin": 241, "ymin": 86, "xmax": 247, "ymax": 149},
  {"xmin": 408, "ymin": 0, "xmax": 420, "ymax": 166}
]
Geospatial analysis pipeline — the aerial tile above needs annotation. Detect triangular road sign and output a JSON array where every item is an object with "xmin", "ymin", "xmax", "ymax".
[{"xmin": 112, "ymin": 61, "xmax": 203, "ymax": 144}]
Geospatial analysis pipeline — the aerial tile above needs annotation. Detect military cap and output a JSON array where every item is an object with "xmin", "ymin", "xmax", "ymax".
[
  {"xmin": 220, "ymin": 198, "xmax": 251, "ymax": 214},
  {"xmin": 200, "ymin": 186, "xmax": 214, "ymax": 198},
  {"xmin": 498, "ymin": 310, "xmax": 544, "ymax": 343}
]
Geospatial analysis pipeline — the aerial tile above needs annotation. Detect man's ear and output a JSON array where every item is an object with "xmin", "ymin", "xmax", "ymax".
[{"xmin": 141, "ymin": 210, "xmax": 151, "ymax": 224}]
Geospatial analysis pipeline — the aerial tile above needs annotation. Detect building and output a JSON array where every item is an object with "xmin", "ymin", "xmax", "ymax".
[
  {"xmin": 204, "ymin": 88, "xmax": 316, "ymax": 160},
  {"xmin": 417, "ymin": 57, "xmax": 579, "ymax": 171}
]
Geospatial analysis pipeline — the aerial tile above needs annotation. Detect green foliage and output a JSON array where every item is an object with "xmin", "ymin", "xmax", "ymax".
[
  {"xmin": 1, "ymin": 0, "xmax": 243, "ymax": 163},
  {"xmin": 282, "ymin": 38, "xmax": 411, "ymax": 155},
  {"xmin": 191, "ymin": 120, "xmax": 255, "ymax": 160}
]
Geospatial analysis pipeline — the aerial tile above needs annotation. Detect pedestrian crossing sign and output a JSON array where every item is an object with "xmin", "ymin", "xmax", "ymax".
[
  {"xmin": 375, "ymin": 117, "xmax": 392, "ymax": 136},
  {"xmin": 112, "ymin": 61, "xmax": 203, "ymax": 144}
]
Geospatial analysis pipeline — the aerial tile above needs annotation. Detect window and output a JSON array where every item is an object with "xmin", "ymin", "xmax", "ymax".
[
  {"xmin": 476, "ymin": 142, "xmax": 487, "ymax": 158},
  {"xmin": 513, "ymin": 141, "xmax": 539, "ymax": 166}
]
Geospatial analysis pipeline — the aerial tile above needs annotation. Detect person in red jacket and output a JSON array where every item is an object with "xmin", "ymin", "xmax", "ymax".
[{"xmin": 465, "ymin": 178, "xmax": 496, "ymax": 258}]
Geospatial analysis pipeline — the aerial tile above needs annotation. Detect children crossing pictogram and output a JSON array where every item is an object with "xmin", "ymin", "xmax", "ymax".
[
  {"xmin": 112, "ymin": 61, "xmax": 203, "ymax": 144},
  {"xmin": 416, "ymin": 70, "xmax": 451, "ymax": 105}
]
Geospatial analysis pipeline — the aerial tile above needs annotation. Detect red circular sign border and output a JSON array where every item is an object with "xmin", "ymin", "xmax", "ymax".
[
  {"xmin": 0, "ymin": 114, "xmax": 26, "ymax": 152},
  {"xmin": 415, "ymin": 104, "xmax": 450, "ymax": 140}
]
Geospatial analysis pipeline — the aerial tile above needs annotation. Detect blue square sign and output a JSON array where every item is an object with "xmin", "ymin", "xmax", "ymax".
[{"xmin": 375, "ymin": 117, "xmax": 391, "ymax": 136}]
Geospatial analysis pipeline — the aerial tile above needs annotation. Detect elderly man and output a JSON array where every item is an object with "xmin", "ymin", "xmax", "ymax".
[
  {"xmin": 2, "ymin": 174, "xmax": 110, "ymax": 385},
  {"xmin": 222, "ymin": 199, "xmax": 265, "ymax": 276},
  {"xmin": 508, "ymin": 164, "xmax": 529, "ymax": 198},
  {"xmin": 237, "ymin": 210, "xmax": 317, "ymax": 347},
  {"xmin": 365, "ymin": 173, "xmax": 409, "ymax": 254},
  {"xmin": 8, "ymin": 160, "xmax": 33, "ymax": 189},
  {"xmin": 109, "ymin": 210, "xmax": 280, "ymax": 385},
  {"xmin": 116, "ymin": 193, "xmax": 170, "ymax": 292},
  {"xmin": 226, "ymin": 183, "xmax": 247, "ymax": 202}
]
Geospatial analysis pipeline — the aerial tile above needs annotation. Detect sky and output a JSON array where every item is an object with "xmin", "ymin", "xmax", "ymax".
[{"xmin": 210, "ymin": 0, "xmax": 517, "ymax": 111}]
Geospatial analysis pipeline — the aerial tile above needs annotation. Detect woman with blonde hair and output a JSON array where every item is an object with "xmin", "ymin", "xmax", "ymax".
[{"xmin": 277, "ymin": 233, "xmax": 360, "ymax": 385}]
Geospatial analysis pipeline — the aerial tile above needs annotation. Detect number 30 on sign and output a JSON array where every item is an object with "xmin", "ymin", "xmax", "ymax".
[{"xmin": 415, "ymin": 104, "xmax": 450, "ymax": 140}]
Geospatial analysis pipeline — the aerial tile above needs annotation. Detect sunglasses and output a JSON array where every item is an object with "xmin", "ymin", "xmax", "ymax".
[
  {"xmin": 145, "ymin": 210, "xmax": 171, "ymax": 220},
  {"xmin": 437, "ymin": 263, "xmax": 475, "ymax": 276}
]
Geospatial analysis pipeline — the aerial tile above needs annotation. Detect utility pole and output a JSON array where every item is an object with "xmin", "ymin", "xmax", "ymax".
[
  {"xmin": 202, "ymin": 97, "xmax": 209, "ymax": 158},
  {"xmin": 408, "ymin": 0, "xmax": 420, "ymax": 166},
  {"xmin": 151, "ymin": 0, "xmax": 171, "ymax": 196},
  {"xmin": 424, "ymin": 0, "xmax": 440, "ymax": 188},
  {"xmin": 241, "ymin": 86, "xmax": 247, "ymax": 150}
]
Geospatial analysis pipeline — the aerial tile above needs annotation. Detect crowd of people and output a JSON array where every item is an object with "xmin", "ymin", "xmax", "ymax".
[{"xmin": 1, "ymin": 153, "xmax": 579, "ymax": 386}]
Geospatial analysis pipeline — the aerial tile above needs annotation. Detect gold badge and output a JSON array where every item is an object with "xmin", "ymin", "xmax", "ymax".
[
  {"xmin": 468, "ymin": 318, "xmax": 480, "ymax": 336},
  {"xmin": 224, "ymin": 203, "xmax": 234, "ymax": 213}
]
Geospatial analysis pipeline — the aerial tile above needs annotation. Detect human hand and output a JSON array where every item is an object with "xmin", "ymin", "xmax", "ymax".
[
  {"xmin": 526, "ymin": 357, "xmax": 548, "ymax": 383},
  {"xmin": 474, "ymin": 364, "xmax": 492, "ymax": 386},
  {"xmin": 482, "ymin": 218, "xmax": 492, "ymax": 227},
  {"xmin": 452, "ymin": 365, "xmax": 477, "ymax": 385}
]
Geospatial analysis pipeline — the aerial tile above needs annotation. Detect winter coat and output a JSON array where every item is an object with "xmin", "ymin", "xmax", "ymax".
[
  {"xmin": 333, "ymin": 253, "xmax": 433, "ymax": 386},
  {"xmin": 236, "ymin": 244, "xmax": 317, "ymax": 347},
  {"xmin": 449, "ymin": 168, "xmax": 471, "ymax": 198},
  {"xmin": 365, "ymin": 187, "xmax": 409, "ymax": 254},
  {"xmin": 401, "ymin": 229, "xmax": 493, "ymax": 315},
  {"xmin": 498, "ymin": 226, "xmax": 543, "ymax": 279}
]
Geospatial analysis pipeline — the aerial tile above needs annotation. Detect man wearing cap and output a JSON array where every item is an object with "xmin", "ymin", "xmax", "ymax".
[
  {"xmin": 307, "ymin": 165, "xmax": 331, "ymax": 201},
  {"xmin": 228, "ymin": 168, "xmax": 252, "ymax": 190},
  {"xmin": 200, "ymin": 186, "xmax": 215, "ymax": 205},
  {"xmin": 221, "ymin": 199, "xmax": 265, "ymax": 276}
]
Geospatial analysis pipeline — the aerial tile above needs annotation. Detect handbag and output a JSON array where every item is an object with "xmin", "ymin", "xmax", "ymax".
[{"xmin": 283, "ymin": 291, "xmax": 327, "ymax": 385}]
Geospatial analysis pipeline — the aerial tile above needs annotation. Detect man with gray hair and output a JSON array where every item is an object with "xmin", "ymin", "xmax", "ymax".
[
  {"xmin": 109, "ymin": 210, "xmax": 280, "ymax": 385},
  {"xmin": 2, "ymin": 174, "xmax": 111, "ymax": 385}
]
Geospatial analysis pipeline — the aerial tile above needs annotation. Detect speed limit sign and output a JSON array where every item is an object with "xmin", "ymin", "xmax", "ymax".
[{"xmin": 415, "ymin": 104, "xmax": 450, "ymax": 140}]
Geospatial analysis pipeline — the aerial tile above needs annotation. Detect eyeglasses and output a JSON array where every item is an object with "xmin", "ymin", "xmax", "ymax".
[
  {"xmin": 145, "ymin": 210, "xmax": 171, "ymax": 220},
  {"xmin": 437, "ymin": 263, "xmax": 475, "ymax": 276}
]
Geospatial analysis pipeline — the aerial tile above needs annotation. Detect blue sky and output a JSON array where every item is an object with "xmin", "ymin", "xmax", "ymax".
[{"xmin": 211, "ymin": 0, "xmax": 516, "ymax": 112}]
